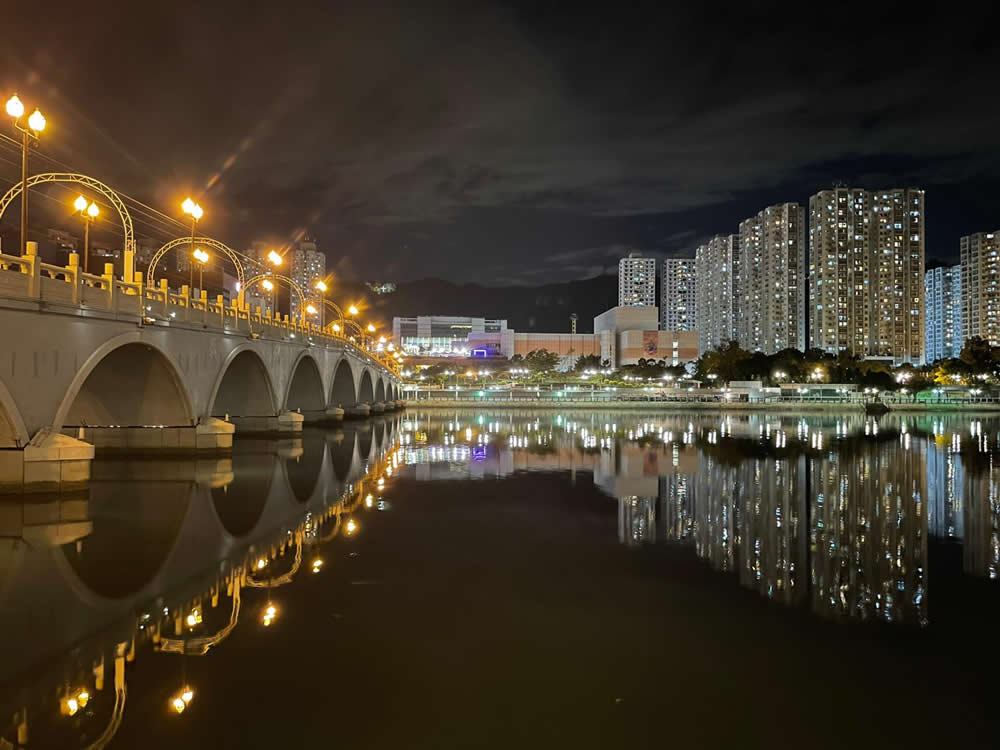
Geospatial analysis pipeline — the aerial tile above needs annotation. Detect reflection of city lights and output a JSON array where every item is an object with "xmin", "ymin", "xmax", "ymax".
[
  {"xmin": 171, "ymin": 687, "xmax": 194, "ymax": 714},
  {"xmin": 346, "ymin": 519, "xmax": 358, "ymax": 535},
  {"xmin": 186, "ymin": 609, "xmax": 202, "ymax": 628},
  {"xmin": 256, "ymin": 558, "xmax": 267, "ymax": 570},
  {"xmin": 365, "ymin": 494, "xmax": 374, "ymax": 507},
  {"xmin": 312, "ymin": 558, "xmax": 324, "ymax": 573},
  {"xmin": 63, "ymin": 697, "xmax": 79, "ymax": 716},
  {"xmin": 263, "ymin": 604, "xmax": 278, "ymax": 627},
  {"xmin": 77, "ymin": 690, "xmax": 90, "ymax": 708}
]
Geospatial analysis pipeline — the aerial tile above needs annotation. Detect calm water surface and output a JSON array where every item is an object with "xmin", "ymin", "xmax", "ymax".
[{"xmin": 2, "ymin": 410, "xmax": 999, "ymax": 748}]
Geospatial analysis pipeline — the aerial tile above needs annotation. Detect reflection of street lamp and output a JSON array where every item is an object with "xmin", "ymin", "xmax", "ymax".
[
  {"xmin": 7, "ymin": 94, "xmax": 46, "ymax": 256},
  {"xmin": 170, "ymin": 686, "xmax": 194, "ymax": 714},
  {"xmin": 73, "ymin": 195, "xmax": 99, "ymax": 272},
  {"xmin": 193, "ymin": 248, "xmax": 209, "ymax": 295}
]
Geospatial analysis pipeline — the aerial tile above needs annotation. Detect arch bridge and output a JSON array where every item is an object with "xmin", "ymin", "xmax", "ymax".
[{"xmin": 0, "ymin": 251, "xmax": 404, "ymax": 492}]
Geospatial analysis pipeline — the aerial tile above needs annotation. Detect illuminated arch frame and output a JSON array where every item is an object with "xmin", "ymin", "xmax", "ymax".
[
  {"xmin": 0, "ymin": 172, "xmax": 135, "ymax": 254},
  {"xmin": 244, "ymin": 272, "xmax": 306, "ymax": 316},
  {"xmin": 146, "ymin": 236, "xmax": 246, "ymax": 289}
]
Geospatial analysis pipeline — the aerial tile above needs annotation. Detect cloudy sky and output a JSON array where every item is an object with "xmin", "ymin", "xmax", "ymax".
[{"xmin": 2, "ymin": 1, "xmax": 999, "ymax": 283}]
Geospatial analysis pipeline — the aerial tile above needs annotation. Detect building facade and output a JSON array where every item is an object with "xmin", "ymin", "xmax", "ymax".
[
  {"xmin": 809, "ymin": 188, "xmax": 925, "ymax": 365},
  {"xmin": 695, "ymin": 235, "xmax": 737, "ymax": 354},
  {"xmin": 289, "ymin": 239, "xmax": 326, "ymax": 321},
  {"xmin": 961, "ymin": 231, "xmax": 1000, "ymax": 347},
  {"xmin": 737, "ymin": 203, "xmax": 805, "ymax": 354},
  {"xmin": 393, "ymin": 316, "xmax": 509, "ymax": 355},
  {"xmin": 660, "ymin": 258, "xmax": 696, "ymax": 332},
  {"xmin": 618, "ymin": 252, "xmax": 657, "ymax": 307},
  {"xmin": 924, "ymin": 265, "xmax": 962, "ymax": 362}
]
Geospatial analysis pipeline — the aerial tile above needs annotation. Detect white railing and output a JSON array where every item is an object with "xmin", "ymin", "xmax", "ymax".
[{"xmin": 0, "ymin": 247, "xmax": 400, "ymax": 378}]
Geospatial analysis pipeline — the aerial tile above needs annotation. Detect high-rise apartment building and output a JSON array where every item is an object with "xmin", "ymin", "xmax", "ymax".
[
  {"xmin": 618, "ymin": 252, "xmax": 657, "ymax": 307},
  {"xmin": 660, "ymin": 258, "xmax": 696, "ymax": 332},
  {"xmin": 961, "ymin": 231, "xmax": 1000, "ymax": 346},
  {"xmin": 694, "ymin": 235, "xmax": 737, "ymax": 353},
  {"xmin": 924, "ymin": 265, "xmax": 962, "ymax": 362},
  {"xmin": 736, "ymin": 203, "xmax": 805, "ymax": 353},
  {"xmin": 289, "ymin": 238, "xmax": 326, "ymax": 321},
  {"xmin": 809, "ymin": 188, "xmax": 924, "ymax": 365}
]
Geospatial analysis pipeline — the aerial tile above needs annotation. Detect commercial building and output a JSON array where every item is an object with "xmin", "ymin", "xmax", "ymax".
[
  {"xmin": 594, "ymin": 306, "xmax": 698, "ymax": 367},
  {"xmin": 618, "ymin": 252, "xmax": 657, "ymax": 307},
  {"xmin": 809, "ymin": 188, "xmax": 925, "ymax": 365},
  {"xmin": 393, "ymin": 315, "xmax": 509, "ymax": 356},
  {"xmin": 924, "ymin": 264, "xmax": 962, "ymax": 362},
  {"xmin": 695, "ymin": 234, "xmax": 738, "ymax": 353},
  {"xmin": 661, "ymin": 258, "xmax": 696, "ymax": 332},
  {"xmin": 289, "ymin": 238, "xmax": 326, "ymax": 321},
  {"xmin": 961, "ymin": 231, "xmax": 1000, "ymax": 346},
  {"xmin": 737, "ymin": 203, "xmax": 805, "ymax": 354}
]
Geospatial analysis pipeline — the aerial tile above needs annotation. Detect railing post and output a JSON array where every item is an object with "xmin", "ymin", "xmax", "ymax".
[
  {"xmin": 135, "ymin": 271, "xmax": 144, "ymax": 319},
  {"xmin": 159, "ymin": 279, "xmax": 169, "ymax": 318},
  {"xmin": 25, "ymin": 241, "xmax": 40, "ymax": 298},
  {"xmin": 181, "ymin": 285, "xmax": 190, "ymax": 322},
  {"xmin": 67, "ymin": 252, "xmax": 81, "ymax": 304},
  {"xmin": 201, "ymin": 289, "xmax": 208, "ymax": 326},
  {"xmin": 103, "ymin": 262, "xmax": 116, "ymax": 311}
]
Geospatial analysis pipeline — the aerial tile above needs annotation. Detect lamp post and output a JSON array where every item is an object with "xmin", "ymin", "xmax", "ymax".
[
  {"xmin": 262, "ymin": 278, "xmax": 275, "ymax": 320},
  {"xmin": 266, "ymin": 250, "xmax": 283, "ymax": 319},
  {"xmin": 73, "ymin": 195, "xmax": 99, "ymax": 272},
  {"xmin": 6, "ymin": 95, "xmax": 46, "ymax": 256},
  {"xmin": 193, "ymin": 248, "xmax": 209, "ymax": 296},
  {"xmin": 314, "ymin": 279, "xmax": 328, "ymax": 329},
  {"xmin": 181, "ymin": 198, "xmax": 203, "ymax": 298}
]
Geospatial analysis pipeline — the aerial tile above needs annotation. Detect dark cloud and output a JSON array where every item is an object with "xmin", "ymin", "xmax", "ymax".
[{"xmin": 1, "ymin": 1, "xmax": 998, "ymax": 282}]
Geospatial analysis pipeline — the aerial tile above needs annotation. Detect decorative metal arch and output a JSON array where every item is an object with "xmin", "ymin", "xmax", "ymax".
[
  {"xmin": 146, "ymin": 236, "xmax": 246, "ymax": 287},
  {"xmin": 0, "ymin": 172, "xmax": 135, "ymax": 254},
  {"xmin": 244, "ymin": 272, "xmax": 306, "ymax": 311}
]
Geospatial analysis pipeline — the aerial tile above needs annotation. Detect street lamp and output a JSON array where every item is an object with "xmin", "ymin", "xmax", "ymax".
[
  {"xmin": 348, "ymin": 304, "xmax": 359, "ymax": 316},
  {"xmin": 73, "ymin": 195, "xmax": 99, "ymax": 272},
  {"xmin": 266, "ymin": 250, "xmax": 283, "ymax": 318},
  {"xmin": 181, "ymin": 197, "xmax": 204, "ymax": 297},
  {"xmin": 6, "ymin": 94, "xmax": 46, "ymax": 256},
  {"xmin": 314, "ymin": 279, "xmax": 328, "ymax": 329},
  {"xmin": 192, "ymin": 248, "xmax": 210, "ymax": 295},
  {"xmin": 262, "ymin": 278, "xmax": 275, "ymax": 318}
]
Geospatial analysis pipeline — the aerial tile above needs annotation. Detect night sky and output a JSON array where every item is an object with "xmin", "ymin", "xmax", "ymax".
[{"xmin": 2, "ymin": 2, "xmax": 999, "ymax": 283}]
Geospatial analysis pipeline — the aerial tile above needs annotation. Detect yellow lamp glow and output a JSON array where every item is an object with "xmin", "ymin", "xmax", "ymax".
[
  {"xmin": 27, "ymin": 109, "xmax": 45, "ymax": 131},
  {"xmin": 74, "ymin": 195, "xmax": 88, "ymax": 212},
  {"xmin": 367, "ymin": 323, "xmax": 376, "ymax": 333},
  {"xmin": 261, "ymin": 279, "xmax": 274, "ymax": 291},
  {"xmin": 5, "ymin": 94, "xmax": 24, "ymax": 118},
  {"xmin": 267, "ymin": 250, "xmax": 283, "ymax": 266},
  {"xmin": 332, "ymin": 323, "xmax": 341, "ymax": 332},
  {"xmin": 87, "ymin": 201, "xmax": 99, "ymax": 218},
  {"xmin": 306, "ymin": 304, "xmax": 317, "ymax": 315},
  {"xmin": 348, "ymin": 305, "xmax": 359, "ymax": 316},
  {"xmin": 346, "ymin": 519, "xmax": 357, "ymax": 534},
  {"xmin": 314, "ymin": 280, "xmax": 328, "ymax": 292}
]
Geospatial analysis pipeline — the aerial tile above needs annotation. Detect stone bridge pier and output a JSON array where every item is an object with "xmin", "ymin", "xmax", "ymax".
[{"xmin": 0, "ymin": 306, "xmax": 402, "ymax": 492}]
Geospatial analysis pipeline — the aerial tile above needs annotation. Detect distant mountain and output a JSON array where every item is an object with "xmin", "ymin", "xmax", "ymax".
[{"xmin": 337, "ymin": 274, "xmax": 619, "ymax": 333}]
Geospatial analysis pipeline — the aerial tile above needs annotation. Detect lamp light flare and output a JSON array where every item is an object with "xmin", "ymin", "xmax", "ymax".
[
  {"xmin": 314, "ymin": 280, "xmax": 328, "ymax": 292},
  {"xmin": 27, "ymin": 109, "xmax": 45, "ymax": 131},
  {"xmin": 348, "ymin": 305, "xmax": 359, "ymax": 316},
  {"xmin": 367, "ymin": 323, "xmax": 376, "ymax": 333},
  {"xmin": 267, "ymin": 250, "xmax": 283, "ymax": 266},
  {"xmin": 87, "ymin": 201, "xmax": 99, "ymax": 218},
  {"xmin": 74, "ymin": 195, "xmax": 88, "ymax": 212},
  {"xmin": 306, "ymin": 304, "xmax": 317, "ymax": 315},
  {"xmin": 5, "ymin": 94, "xmax": 24, "ymax": 118},
  {"xmin": 262, "ymin": 279, "xmax": 274, "ymax": 291}
]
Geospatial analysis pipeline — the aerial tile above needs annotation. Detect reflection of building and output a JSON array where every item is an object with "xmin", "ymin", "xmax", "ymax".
[
  {"xmin": 619, "ymin": 251, "xmax": 657, "ymax": 307},
  {"xmin": 810, "ymin": 444, "xmax": 928, "ymax": 625},
  {"xmin": 926, "ymin": 437, "xmax": 964, "ymax": 539},
  {"xmin": 737, "ymin": 203, "xmax": 805, "ymax": 354},
  {"xmin": 960, "ymin": 231, "xmax": 1000, "ymax": 347},
  {"xmin": 962, "ymin": 456, "xmax": 1000, "ymax": 579},
  {"xmin": 924, "ymin": 264, "xmax": 962, "ymax": 363},
  {"xmin": 618, "ymin": 497, "xmax": 657, "ymax": 545},
  {"xmin": 661, "ymin": 258, "xmax": 696, "ymax": 332},
  {"xmin": 695, "ymin": 235, "xmax": 738, "ymax": 354},
  {"xmin": 809, "ymin": 188, "xmax": 925, "ymax": 365}
]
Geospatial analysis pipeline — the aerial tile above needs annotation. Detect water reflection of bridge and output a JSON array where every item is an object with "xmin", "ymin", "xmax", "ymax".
[
  {"xmin": 0, "ymin": 416, "xmax": 401, "ymax": 748},
  {"xmin": 398, "ymin": 409, "xmax": 1000, "ymax": 627}
]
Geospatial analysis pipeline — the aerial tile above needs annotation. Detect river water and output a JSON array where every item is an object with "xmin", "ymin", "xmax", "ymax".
[{"xmin": 1, "ymin": 409, "xmax": 998, "ymax": 748}]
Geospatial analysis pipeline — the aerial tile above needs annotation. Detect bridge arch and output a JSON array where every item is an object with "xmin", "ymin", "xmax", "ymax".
[
  {"xmin": 284, "ymin": 352, "xmax": 326, "ymax": 417},
  {"xmin": 330, "ymin": 358, "xmax": 357, "ymax": 407},
  {"xmin": 0, "ymin": 375, "xmax": 29, "ymax": 447},
  {"xmin": 358, "ymin": 370, "xmax": 375, "ymax": 404},
  {"xmin": 54, "ymin": 334, "xmax": 194, "ymax": 431},
  {"xmin": 375, "ymin": 377, "xmax": 386, "ymax": 403},
  {"xmin": 146, "ymin": 237, "xmax": 246, "ymax": 287},
  {"xmin": 0, "ymin": 173, "xmax": 135, "ymax": 254},
  {"xmin": 208, "ymin": 347, "xmax": 277, "ymax": 418}
]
